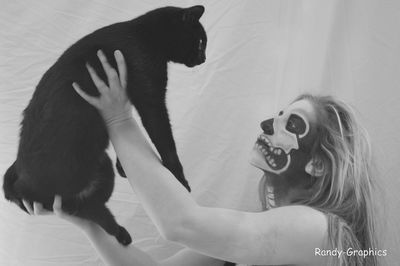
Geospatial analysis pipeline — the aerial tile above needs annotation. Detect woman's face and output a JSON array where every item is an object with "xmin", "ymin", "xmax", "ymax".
[{"xmin": 250, "ymin": 99, "xmax": 318, "ymax": 176}]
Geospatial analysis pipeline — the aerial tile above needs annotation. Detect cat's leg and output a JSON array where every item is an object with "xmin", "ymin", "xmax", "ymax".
[
  {"xmin": 115, "ymin": 158, "xmax": 127, "ymax": 178},
  {"xmin": 87, "ymin": 152, "xmax": 116, "ymax": 203},
  {"xmin": 64, "ymin": 201, "xmax": 132, "ymax": 246},
  {"xmin": 134, "ymin": 102, "xmax": 191, "ymax": 192},
  {"xmin": 64, "ymin": 153, "xmax": 132, "ymax": 245}
]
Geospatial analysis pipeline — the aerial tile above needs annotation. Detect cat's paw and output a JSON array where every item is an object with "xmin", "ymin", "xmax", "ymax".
[
  {"xmin": 175, "ymin": 172, "xmax": 191, "ymax": 192},
  {"xmin": 5, "ymin": 194, "xmax": 30, "ymax": 214},
  {"xmin": 116, "ymin": 226, "xmax": 132, "ymax": 246},
  {"xmin": 116, "ymin": 159, "xmax": 127, "ymax": 178},
  {"xmin": 181, "ymin": 179, "xmax": 191, "ymax": 192},
  {"xmin": 163, "ymin": 163, "xmax": 191, "ymax": 192},
  {"xmin": 16, "ymin": 198, "xmax": 30, "ymax": 214}
]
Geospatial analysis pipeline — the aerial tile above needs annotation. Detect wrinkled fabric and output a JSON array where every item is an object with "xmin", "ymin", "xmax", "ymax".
[{"xmin": 0, "ymin": 0, "xmax": 399, "ymax": 265}]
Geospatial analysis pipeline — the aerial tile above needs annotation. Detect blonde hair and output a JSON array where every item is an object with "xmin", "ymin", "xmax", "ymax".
[{"xmin": 259, "ymin": 94, "xmax": 381, "ymax": 266}]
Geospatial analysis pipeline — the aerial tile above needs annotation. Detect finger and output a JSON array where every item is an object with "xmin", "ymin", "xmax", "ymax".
[
  {"xmin": 114, "ymin": 50, "xmax": 127, "ymax": 89},
  {"xmin": 35, "ymin": 202, "xmax": 53, "ymax": 215},
  {"xmin": 22, "ymin": 199, "xmax": 34, "ymax": 215},
  {"xmin": 33, "ymin": 201, "xmax": 50, "ymax": 215},
  {"xmin": 33, "ymin": 202, "xmax": 43, "ymax": 215},
  {"xmin": 53, "ymin": 195, "xmax": 63, "ymax": 216},
  {"xmin": 97, "ymin": 50, "xmax": 119, "ymax": 88},
  {"xmin": 86, "ymin": 63, "xmax": 109, "ymax": 94},
  {"xmin": 72, "ymin": 82, "xmax": 99, "ymax": 107}
]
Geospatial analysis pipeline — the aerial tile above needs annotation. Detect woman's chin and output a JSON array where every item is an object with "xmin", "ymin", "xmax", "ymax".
[{"xmin": 249, "ymin": 147, "xmax": 270, "ymax": 171}]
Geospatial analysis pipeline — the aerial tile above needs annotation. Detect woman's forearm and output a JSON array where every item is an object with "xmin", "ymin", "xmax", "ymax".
[
  {"xmin": 107, "ymin": 118, "xmax": 198, "ymax": 239},
  {"xmin": 106, "ymin": 119, "xmax": 265, "ymax": 263},
  {"xmin": 83, "ymin": 222, "xmax": 159, "ymax": 266}
]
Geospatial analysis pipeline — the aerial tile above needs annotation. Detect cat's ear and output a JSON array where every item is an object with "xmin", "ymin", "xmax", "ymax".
[{"xmin": 182, "ymin": 5, "xmax": 205, "ymax": 22}]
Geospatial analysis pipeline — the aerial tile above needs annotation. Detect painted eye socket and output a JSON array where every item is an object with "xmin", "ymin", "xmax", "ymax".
[{"xmin": 286, "ymin": 114, "xmax": 306, "ymax": 135}]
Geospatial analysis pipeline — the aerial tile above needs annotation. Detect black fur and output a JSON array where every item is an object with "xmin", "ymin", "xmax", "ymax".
[{"xmin": 3, "ymin": 6, "xmax": 207, "ymax": 246}]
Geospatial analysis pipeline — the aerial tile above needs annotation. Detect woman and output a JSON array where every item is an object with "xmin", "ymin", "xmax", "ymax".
[{"xmin": 24, "ymin": 50, "xmax": 380, "ymax": 266}]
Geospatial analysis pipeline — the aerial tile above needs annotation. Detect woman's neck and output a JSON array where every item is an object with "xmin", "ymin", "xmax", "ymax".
[{"xmin": 263, "ymin": 173, "xmax": 298, "ymax": 207}]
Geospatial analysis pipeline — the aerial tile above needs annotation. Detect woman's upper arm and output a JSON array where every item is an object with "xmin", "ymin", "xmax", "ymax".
[
  {"xmin": 175, "ymin": 205, "xmax": 328, "ymax": 265},
  {"xmin": 160, "ymin": 248, "xmax": 224, "ymax": 266}
]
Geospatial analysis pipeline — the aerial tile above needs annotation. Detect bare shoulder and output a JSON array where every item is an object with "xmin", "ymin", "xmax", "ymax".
[
  {"xmin": 266, "ymin": 204, "xmax": 328, "ymax": 225},
  {"xmin": 257, "ymin": 204, "xmax": 328, "ymax": 231},
  {"xmin": 264, "ymin": 205, "xmax": 329, "ymax": 245},
  {"xmin": 253, "ymin": 205, "xmax": 329, "ymax": 265},
  {"xmin": 172, "ymin": 204, "xmax": 330, "ymax": 265}
]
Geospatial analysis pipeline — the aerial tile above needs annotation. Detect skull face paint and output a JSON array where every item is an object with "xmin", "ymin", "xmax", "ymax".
[{"xmin": 250, "ymin": 100, "xmax": 318, "ymax": 177}]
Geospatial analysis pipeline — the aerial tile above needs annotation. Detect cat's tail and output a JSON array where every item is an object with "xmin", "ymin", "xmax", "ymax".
[{"xmin": 3, "ymin": 161, "xmax": 28, "ymax": 213}]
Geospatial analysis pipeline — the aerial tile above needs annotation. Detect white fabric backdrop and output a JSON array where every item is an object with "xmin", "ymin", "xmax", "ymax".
[{"xmin": 1, "ymin": 0, "xmax": 399, "ymax": 265}]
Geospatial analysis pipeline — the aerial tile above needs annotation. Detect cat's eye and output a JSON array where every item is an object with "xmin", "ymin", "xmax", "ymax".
[{"xmin": 198, "ymin": 39, "xmax": 203, "ymax": 50}]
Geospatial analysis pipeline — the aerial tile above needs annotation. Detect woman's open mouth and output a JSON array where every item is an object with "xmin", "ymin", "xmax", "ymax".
[{"xmin": 255, "ymin": 135, "xmax": 288, "ymax": 171}]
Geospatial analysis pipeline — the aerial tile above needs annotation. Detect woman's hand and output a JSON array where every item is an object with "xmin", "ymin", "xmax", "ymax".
[
  {"xmin": 73, "ymin": 50, "xmax": 133, "ymax": 126},
  {"xmin": 22, "ymin": 196, "xmax": 92, "ymax": 231},
  {"xmin": 23, "ymin": 197, "xmax": 161, "ymax": 266}
]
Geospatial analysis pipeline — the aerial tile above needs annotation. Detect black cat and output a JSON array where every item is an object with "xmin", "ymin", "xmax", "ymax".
[{"xmin": 3, "ymin": 5, "xmax": 207, "ymax": 246}]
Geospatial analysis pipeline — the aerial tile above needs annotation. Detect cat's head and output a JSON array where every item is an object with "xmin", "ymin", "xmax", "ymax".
[
  {"xmin": 172, "ymin": 6, "xmax": 207, "ymax": 67},
  {"xmin": 143, "ymin": 6, "xmax": 207, "ymax": 67}
]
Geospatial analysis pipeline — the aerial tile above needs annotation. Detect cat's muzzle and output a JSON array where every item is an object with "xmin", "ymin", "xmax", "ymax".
[{"xmin": 185, "ymin": 52, "xmax": 206, "ymax": 67}]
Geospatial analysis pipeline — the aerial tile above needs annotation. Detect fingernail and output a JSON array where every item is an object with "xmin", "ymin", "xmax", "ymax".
[
  {"xmin": 72, "ymin": 82, "xmax": 77, "ymax": 88},
  {"xmin": 97, "ymin": 49, "xmax": 104, "ymax": 57},
  {"xmin": 114, "ymin": 50, "xmax": 121, "ymax": 57}
]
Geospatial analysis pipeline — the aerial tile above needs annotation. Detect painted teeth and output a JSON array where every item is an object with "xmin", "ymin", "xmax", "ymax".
[
  {"xmin": 271, "ymin": 148, "xmax": 282, "ymax": 155},
  {"xmin": 256, "ymin": 143, "xmax": 272, "ymax": 158},
  {"xmin": 255, "ymin": 136, "xmax": 282, "ymax": 168},
  {"xmin": 255, "ymin": 146, "xmax": 279, "ymax": 168},
  {"xmin": 259, "ymin": 135, "xmax": 270, "ymax": 144},
  {"xmin": 267, "ymin": 157, "xmax": 276, "ymax": 168}
]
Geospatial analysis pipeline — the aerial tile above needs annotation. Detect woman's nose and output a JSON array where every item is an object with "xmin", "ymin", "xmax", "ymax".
[{"xmin": 260, "ymin": 119, "xmax": 274, "ymax": 135}]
